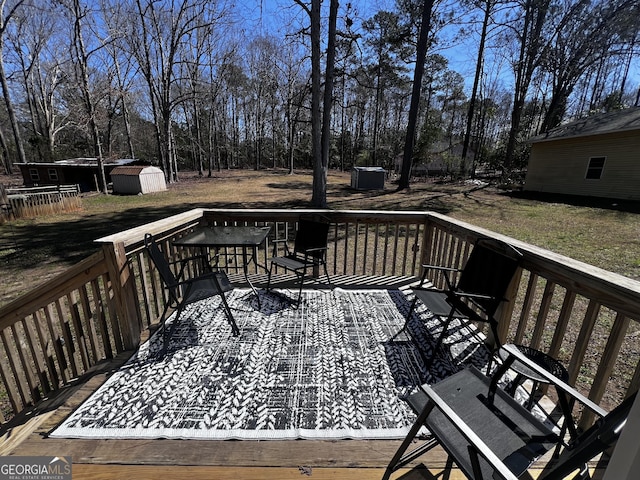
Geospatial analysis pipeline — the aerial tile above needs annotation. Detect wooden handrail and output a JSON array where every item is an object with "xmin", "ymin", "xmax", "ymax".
[{"xmin": 0, "ymin": 251, "xmax": 108, "ymax": 330}]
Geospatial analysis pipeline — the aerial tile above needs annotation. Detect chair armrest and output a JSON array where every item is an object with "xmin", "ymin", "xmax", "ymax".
[
  {"xmin": 450, "ymin": 290, "xmax": 494, "ymax": 301},
  {"xmin": 421, "ymin": 264, "xmax": 461, "ymax": 273},
  {"xmin": 501, "ymin": 344, "xmax": 607, "ymax": 418},
  {"xmin": 418, "ymin": 264, "xmax": 461, "ymax": 289},
  {"xmin": 419, "ymin": 383, "xmax": 521, "ymax": 480},
  {"xmin": 271, "ymin": 238, "xmax": 292, "ymax": 256},
  {"xmin": 303, "ymin": 246, "xmax": 328, "ymax": 253}
]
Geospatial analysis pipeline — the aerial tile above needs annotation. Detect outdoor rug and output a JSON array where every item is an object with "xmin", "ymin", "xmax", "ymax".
[{"xmin": 50, "ymin": 288, "xmax": 490, "ymax": 440}]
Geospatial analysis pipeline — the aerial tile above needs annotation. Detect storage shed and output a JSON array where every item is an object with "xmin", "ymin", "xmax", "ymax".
[
  {"xmin": 111, "ymin": 166, "xmax": 167, "ymax": 195},
  {"xmin": 351, "ymin": 167, "xmax": 385, "ymax": 190},
  {"xmin": 15, "ymin": 158, "xmax": 136, "ymax": 192},
  {"xmin": 525, "ymin": 107, "xmax": 640, "ymax": 201}
]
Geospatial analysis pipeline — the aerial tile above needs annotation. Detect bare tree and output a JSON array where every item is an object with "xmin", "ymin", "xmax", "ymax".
[
  {"xmin": 398, "ymin": 0, "xmax": 435, "ymax": 190},
  {"xmin": 99, "ymin": 0, "xmax": 136, "ymax": 159},
  {"xmin": 0, "ymin": 0, "xmax": 28, "ymax": 169},
  {"xmin": 0, "ymin": 124, "xmax": 10, "ymax": 173},
  {"xmin": 8, "ymin": 3, "xmax": 62, "ymax": 161},
  {"xmin": 539, "ymin": 0, "xmax": 640, "ymax": 131},
  {"xmin": 64, "ymin": 0, "xmax": 107, "ymax": 192},
  {"xmin": 461, "ymin": 0, "xmax": 497, "ymax": 178},
  {"xmin": 127, "ymin": 0, "xmax": 229, "ymax": 182},
  {"xmin": 503, "ymin": 0, "xmax": 551, "ymax": 172}
]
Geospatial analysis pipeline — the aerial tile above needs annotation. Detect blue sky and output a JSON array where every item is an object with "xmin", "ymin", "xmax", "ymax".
[
  {"xmin": 234, "ymin": 1, "xmax": 638, "ymax": 103},
  {"xmin": 237, "ymin": 0, "xmax": 495, "ymax": 92}
]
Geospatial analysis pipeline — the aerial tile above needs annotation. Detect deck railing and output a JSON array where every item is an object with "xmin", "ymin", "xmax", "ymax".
[{"xmin": 1, "ymin": 208, "xmax": 639, "ymax": 433}]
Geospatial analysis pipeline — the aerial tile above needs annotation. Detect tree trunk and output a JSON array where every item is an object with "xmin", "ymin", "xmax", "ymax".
[
  {"xmin": 504, "ymin": 0, "xmax": 550, "ymax": 173},
  {"xmin": 461, "ymin": 0, "xmax": 492, "ymax": 178},
  {"xmin": 309, "ymin": 0, "xmax": 323, "ymax": 206},
  {"xmin": 398, "ymin": 0, "xmax": 435, "ymax": 190},
  {"xmin": 0, "ymin": 42, "xmax": 26, "ymax": 166},
  {"xmin": 314, "ymin": 0, "xmax": 338, "ymax": 208},
  {"xmin": 72, "ymin": 0, "xmax": 107, "ymax": 193},
  {"xmin": 0, "ymin": 0, "xmax": 27, "ymax": 165}
]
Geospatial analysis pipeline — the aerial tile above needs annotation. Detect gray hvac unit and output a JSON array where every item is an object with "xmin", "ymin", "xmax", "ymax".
[{"xmin": 351, "ymin": 167, "xmax": 385, "ymax": 190}]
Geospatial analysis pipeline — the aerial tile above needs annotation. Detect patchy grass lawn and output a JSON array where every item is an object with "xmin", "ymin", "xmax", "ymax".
[{"xmin": 1, "ymin": 168, "xmax": 639, "ymax": 308}]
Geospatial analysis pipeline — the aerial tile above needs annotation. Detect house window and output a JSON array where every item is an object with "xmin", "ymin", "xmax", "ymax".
[
  {"xmin": 29, "ymin": 168, "xmax": 40, "ymax": 181},
  {"xmin": 586, "ymin": 157, "xmax": 605, "ymax": 180},
  {"xmin": 48, "ymin": 168, "xmax": 59, "ymax": 181}
]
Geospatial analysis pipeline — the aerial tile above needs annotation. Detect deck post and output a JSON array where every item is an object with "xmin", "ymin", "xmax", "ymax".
[
  {"xmin": 102, "ymin": 241, "xmax": 141, "ymax": 350},
  {"xmin": 419, "ymin": 218, "xmax": 436, "ymax": 279},
  {"xmin": 494, "ymin": 267, "xmax": 523, "ymax": 346}
]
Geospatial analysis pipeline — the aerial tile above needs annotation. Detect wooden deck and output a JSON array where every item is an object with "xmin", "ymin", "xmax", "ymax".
[
  {"xmin": 3, "ymin": 207, "xmax": 635, "ymax": 479},
  {"xmin": 0, "ymin": 276, "xmax": 605, "ymax": 480}
]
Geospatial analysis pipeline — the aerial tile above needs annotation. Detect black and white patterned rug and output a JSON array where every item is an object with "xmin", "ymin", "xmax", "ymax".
[{"xmin": 50, "ymin": 288, "xmax": 490, "ymax": 440}]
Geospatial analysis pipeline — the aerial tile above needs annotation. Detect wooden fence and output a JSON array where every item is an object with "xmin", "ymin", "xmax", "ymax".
[
  {"xmin": 3, "ymin": 185, "xmax": 81, "ymax": 220},
  {"xmin": 1, "ymin": 208, "xmax": 639, "ymax": 432},
  {"xmin": 0, "ymin": 184, "xmax": 10, "ymax": 224}
]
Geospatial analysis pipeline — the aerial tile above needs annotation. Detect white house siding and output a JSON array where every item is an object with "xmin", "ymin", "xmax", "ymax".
[{"xmin": 524, "ymin": 131, "xmax": 640, "ymax": 200}]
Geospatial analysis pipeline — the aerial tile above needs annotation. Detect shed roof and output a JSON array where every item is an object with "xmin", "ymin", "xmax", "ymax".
[
  {"xmin": 110, "ymin": 166, "xmax": 161, "ymax": 176},
  {"xmin": 529, "ymin": 107, "xmax": 640, "ymax": 143}
]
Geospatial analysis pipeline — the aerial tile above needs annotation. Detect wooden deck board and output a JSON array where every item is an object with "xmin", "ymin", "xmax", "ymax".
[
  {"xmin": 68, "ymin": 465, "xmax": 603, "ymax": 480},
  {"xmin": 71, "ymin": 465, "xmax": 456, "ymax": 480}
]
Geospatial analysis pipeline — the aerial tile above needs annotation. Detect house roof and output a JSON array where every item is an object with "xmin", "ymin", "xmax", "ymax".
[
  {"xmin": 15, "ymin": 158, "xmax": 136, "ymax": 168},
  {"xmin": 529, "ymin": 107, "xmax": 640, "ymax": 143}
]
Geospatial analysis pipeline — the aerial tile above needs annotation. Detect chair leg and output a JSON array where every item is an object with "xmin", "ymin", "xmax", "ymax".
[
  {"xmin": 211, "ymin": 273, "xmax": 240, "ymax": 336},
  {"xmin": 294, "ymin": 269, "xmax": 306, "ymax": 308},
  {"xmin": 322, "ymin": 263, "xmax": 332, "ymax": 289},
  {"xmin": 423, "ymin": 311, "xmax": 455, "ymax": 373},
  {"xmin": 390, "ymin": 297, "xmax": 418, "ymax": 341},
  {"xmin": 266, "ymin": 262, "xmax": 274, "ymax": 292},
  {"xmin": 383, "ymin": 400, "xmax": 438, "ymax": 480},
  {"xmin": 484, "ymin": 321, "xmax": 502, "ymax": 375},
  {"xmin": 164, "ymin": 303, "xmax": 185, "ymax": 353},
  {"xmin": 526, "ymin": 381, "xmax": 542, "ymax": 410},
  {"xmin": 508, "ymin": 373, "xmax": 525, "ymax": 397},
  {"xmin": 219, "ymin": 292, "xmax": 240, "ymax": 336}
]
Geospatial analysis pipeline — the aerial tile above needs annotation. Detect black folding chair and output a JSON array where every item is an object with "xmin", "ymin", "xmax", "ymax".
[
  {"xmin": 266, "ymin": 216, "xmax": 332, "ymax": 306},
  {"xmin": 384, "ymin": 343, "xmax": 636, "ymax": 480},
  {"xmin": 145, "ymin": 233, "xmax": 239, "ymax": 352},
  {"xmin": 393, "ymin": 238, "xmax": 523, "ymax": 371}
]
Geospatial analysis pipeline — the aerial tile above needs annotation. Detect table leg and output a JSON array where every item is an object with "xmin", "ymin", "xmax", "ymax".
[{"xmin": 242, "ymin": 247, "xmax": 261, "ymax": 309}]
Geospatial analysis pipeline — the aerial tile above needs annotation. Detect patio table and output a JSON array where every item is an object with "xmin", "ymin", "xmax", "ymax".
[{"xmin": 174, "ymin": 225, "xmax": 271, "ymax": 308}]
